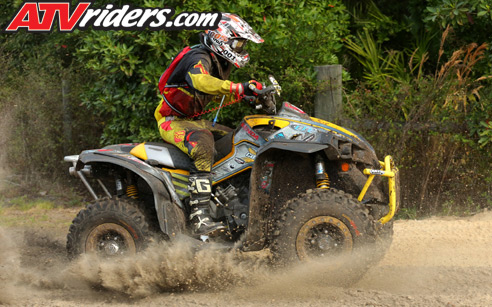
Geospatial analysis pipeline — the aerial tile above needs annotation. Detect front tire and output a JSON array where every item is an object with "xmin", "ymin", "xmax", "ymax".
[
  {"xmin": 271, "ymin": 189, "xmax": 377, "ymax": 270},
  {"xmin": 67, "ymin": 198, "xmax": 151, "ymax": 259}
]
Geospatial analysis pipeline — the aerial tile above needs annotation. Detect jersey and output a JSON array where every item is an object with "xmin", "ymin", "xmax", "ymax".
[{"xmin": 155, "ymin": 46, "xmax": 234, "ymax": 121}]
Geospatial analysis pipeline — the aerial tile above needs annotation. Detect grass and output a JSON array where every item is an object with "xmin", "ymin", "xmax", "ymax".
[
  {"xmin": 396, "ymin": 207, "xmax": 418, "ymax": 220},
  {"xmin": 0, "ymin": 203, "xmax": 81, "ymax": 237},
  {"xmin": 0, "ymin": 192, "xmax": 84, "ymax": 234},
  {"xmin": 395, "ymin": 196, "xmax": 490, "ymax": 220},
  {"xmin": 5, "ymin": 195, "xmax": 56, "ymax": 211}
]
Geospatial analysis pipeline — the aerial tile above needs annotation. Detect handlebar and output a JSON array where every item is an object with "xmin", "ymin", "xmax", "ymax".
[
  {"xmin": 243, "ymin": 75, "xmax": 281, "ymax": 115},
  {"xmin": 248, "ymin": 84, "xmax": 277, "ymax": 96}
]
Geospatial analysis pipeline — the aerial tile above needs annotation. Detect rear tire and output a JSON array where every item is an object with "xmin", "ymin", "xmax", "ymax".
[{"xmin": 67, "ymin": 198, "xmax": 151, "ymax": 259}]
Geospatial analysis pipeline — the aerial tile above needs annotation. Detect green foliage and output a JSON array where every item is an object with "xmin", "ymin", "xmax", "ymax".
[
  {"xmin": 345, "ymin": 29, "xmax": 409, "ymax": 87},
  {"xmin": 396, "ymin": 206, "xmax": 418, "ymax": 220},
  {"xmin": 77, "ymin": 0, "xmax": 350, "ymax": 143},
  {"xmin": 342, "ymin": 1, "xmax": 492, "ymax": 216},
  {"xmin": 0, "ymin": 58, "xmax": 99, "ymax": 181},
  {"xmin": 344, "ymin": 27, "xmax": 492, "ymax": 216},
  {"xmin": 345, "ymin": 0, "xmax": 407, "ymax": 44},
  {"xmin": 478, "ymin": 120, "xmax": 492, "ymax": 147},
  {"xmin": 423, "ymin": 0, "xmax": 492, "ymax": 77},
  {"xmin": 425, "ymin": 0, "xmax": 492, "ymax": 28}
]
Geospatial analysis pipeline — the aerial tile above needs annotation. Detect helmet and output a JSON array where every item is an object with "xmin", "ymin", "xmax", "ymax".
[{"xmin": 202, "ymin": 13, "xmax": 263, "ymax": 68}]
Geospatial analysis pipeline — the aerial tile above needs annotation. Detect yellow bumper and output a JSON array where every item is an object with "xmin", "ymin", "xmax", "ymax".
[{"xmin": 358, "ymin": 155, "xmax": 400, "ymax": 224}]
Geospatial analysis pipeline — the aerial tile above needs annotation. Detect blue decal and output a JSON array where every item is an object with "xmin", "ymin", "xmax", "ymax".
[
  {"xmin": 273, "ymin": 132, "xmax": 285, "ymax": 139},
  {"xmin": 291, "ymin": 125, "xmax": 314, "ymax": 134}
]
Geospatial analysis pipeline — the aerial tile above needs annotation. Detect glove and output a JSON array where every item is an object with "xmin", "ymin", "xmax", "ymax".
[
  {"xmin": 243, "ymin": 80, "xmax": 263, "ymax": 97},
  {"xmin": 230, "ymin": 80, "xmax": 262, "ymax": 102}
]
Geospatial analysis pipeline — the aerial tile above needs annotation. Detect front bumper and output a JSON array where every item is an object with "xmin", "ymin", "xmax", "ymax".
[{"xmin": 358, "ymin": 155, "xmax": 400, "ymax": 224}]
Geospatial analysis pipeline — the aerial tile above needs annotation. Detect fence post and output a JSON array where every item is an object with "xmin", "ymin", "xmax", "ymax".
[{"xmin": 314, "ymin": 65, "xmax": 342, "ymax": 123}]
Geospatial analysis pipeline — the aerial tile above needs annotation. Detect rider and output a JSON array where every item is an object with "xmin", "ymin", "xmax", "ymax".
[{"xmin": 154, "ymin": 13, "xmax": 264, "ymax": 236}]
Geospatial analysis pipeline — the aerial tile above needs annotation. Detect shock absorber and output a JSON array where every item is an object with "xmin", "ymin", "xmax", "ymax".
[
  {"xmin": 315, "ymin": 155, "xmax": 330, "ymax": 189},
  {"xmin": 125, "ymin": 173, "xmax": 139, "ymax": 199},
  {"xmin": 126, "ymin": 185, "xmax": 139, "ymax": 199}
]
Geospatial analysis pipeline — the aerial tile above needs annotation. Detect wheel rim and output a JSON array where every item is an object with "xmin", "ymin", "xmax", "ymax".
[
  {"xmin": 85, "ymin": 223, "xmax": 137, "ymax": 257},
  {"xmin": 296, "ymin": 216, "xmax": 353, "ymax": 260}
]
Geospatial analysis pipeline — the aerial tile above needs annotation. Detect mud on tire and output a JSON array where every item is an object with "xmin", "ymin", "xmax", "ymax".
[
  {"xmin": 66, "ymin": 198, "xmax": 151, "ymax": 259},
  {"xmin": 270, "ymin": 188, "xmax": 384, "ymax": 282}
]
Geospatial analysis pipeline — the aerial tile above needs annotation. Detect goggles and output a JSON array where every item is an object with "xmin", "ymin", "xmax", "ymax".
[{"xmin": 230, "ymin": 39, "xmax": 247, "ymax": 53}]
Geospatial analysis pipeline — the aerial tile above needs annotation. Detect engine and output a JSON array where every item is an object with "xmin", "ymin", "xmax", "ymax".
[{"xmin": 210, "ymin": 184, "xmax": 249, "ymax": 232}]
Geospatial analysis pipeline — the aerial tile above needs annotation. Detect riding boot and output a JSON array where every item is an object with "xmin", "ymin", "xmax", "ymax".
[{"xmin": 188, "ymin": 173, "xmax": 225, "ymax": 236}]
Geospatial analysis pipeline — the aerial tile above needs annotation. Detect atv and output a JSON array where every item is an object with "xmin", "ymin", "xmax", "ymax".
[{"xmin": 64, "ymin": 76, "xmax": 399, "ymax": 272}]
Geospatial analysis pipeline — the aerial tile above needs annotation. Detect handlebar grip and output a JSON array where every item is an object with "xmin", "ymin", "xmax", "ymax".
[{"xmin": 250, "ymin": 85, "xmax": 276, "ymax": 95}]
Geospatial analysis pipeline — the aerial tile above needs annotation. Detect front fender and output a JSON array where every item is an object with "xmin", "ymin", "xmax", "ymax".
[
  {"xmin": 242, "ymin": 146, "xmax": 322, "ymax": 252},
  {"xmin": 257, "ymin": 139, "xmax": 328, "ymax": 156}
]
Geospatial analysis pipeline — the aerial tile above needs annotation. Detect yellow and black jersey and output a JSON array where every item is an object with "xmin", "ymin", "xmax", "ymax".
[{"xmin": 155, "ymin": 47, "xmax": 234, "ymax": 121}]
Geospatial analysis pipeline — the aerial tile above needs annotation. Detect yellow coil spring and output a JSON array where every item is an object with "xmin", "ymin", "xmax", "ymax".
[
  {"xmin": 316, "ymin": 173, "xmax": 330, "ymax": 189},
  {"xmin": 126, "ymin": 185, "xmax": 139, "ymax": 199}
]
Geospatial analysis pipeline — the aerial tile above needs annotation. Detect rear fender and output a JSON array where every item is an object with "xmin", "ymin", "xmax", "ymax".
[{"xmin": 77, "ymin": 151, "xmax": 186, "ymax": 237}]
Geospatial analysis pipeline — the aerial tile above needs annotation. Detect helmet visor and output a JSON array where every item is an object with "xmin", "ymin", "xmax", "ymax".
[{"xmin": 230, "ymin": 39, "xmax": 247, "ymax": 53}]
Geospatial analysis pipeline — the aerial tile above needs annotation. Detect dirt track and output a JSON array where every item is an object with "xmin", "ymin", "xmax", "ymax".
[{"xmin": 1, "ymin": 208, "xmax": 492, "ymax": 306}]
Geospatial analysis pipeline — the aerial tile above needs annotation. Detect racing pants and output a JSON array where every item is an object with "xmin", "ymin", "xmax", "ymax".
[{"xmin": 158, "ymin": 117, "xmax": 231, "ymax": 173}]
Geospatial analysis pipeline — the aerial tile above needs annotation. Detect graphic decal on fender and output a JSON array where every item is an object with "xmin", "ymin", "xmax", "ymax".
[
  {"xmin": 245, "ymin": 147, "xmax": 256, "ymax": 160},
  {"xmin": 273, "ymin": 132, "xmax": 285, "ymax": 140},
  {"xmin": 291, "ymin": 124, "xmax": 314, "ymax": 134},
  {"xmin": 284, "ymin": 102, "xmax": 306, "ymax": 114},
  {"xmin": 240, "ymin": 122, "xmax": 259, "ymax": 140}
]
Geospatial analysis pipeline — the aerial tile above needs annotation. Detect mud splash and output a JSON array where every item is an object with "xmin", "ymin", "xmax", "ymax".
[
  {"xmin": 69, "ymin": 238, "xmax": 375, "ymax": 298},
  {"xmin": 0, "ymin": 227, "xmax": 367, "ymax": 304},
  {"xmin": 0, "ymin": 228, "xmax": 272, "ymax": 300},
  {"xmin": 70, "ymin": 238, "xmax": 271, "ymax": 297},
  {"xmin": 2, "ymin": 211, "xmax": 492, "ymax": 305}
]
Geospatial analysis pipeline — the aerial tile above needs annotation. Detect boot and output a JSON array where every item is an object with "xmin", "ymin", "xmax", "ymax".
[{"xmin": 188, "ymin": 173, "xmax": 225, "ymax": 236}]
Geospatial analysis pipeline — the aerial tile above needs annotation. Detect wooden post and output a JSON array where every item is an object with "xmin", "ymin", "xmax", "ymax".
[{"xmin": 314, "ymin": 65, "xmax": 342, "ymax": 123}]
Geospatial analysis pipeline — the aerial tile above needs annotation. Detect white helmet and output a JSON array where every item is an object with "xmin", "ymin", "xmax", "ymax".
[{"xmin": 202, "ymin": 13, "xmax": 263, "ymax": 68}]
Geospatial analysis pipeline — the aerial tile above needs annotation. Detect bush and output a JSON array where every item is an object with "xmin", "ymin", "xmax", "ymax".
[{"xmin": 344, "ymin": 32, "xmax": 492, "ymax": 216}]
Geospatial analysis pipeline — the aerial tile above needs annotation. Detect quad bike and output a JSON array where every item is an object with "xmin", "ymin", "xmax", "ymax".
[{"xmin": 64, "ymin": 76, "xmax": 399, "ymax": 274}]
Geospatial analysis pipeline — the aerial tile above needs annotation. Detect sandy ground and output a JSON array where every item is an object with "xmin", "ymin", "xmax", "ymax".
[{"xmin": 1, "ymin": 207, "xmax": 492, "ymax": 306}]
